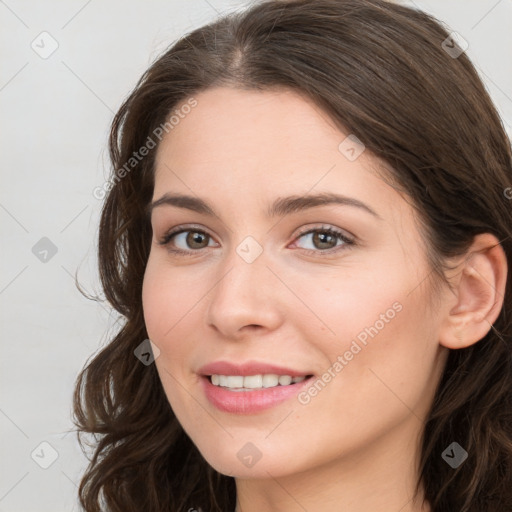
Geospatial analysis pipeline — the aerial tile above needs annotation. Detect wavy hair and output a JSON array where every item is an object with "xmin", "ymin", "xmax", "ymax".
[{"xmin": 73, "ymin": 0, "xmax": 512, "ymax": 510}]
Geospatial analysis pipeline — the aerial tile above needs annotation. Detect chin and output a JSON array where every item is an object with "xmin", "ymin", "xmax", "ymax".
[{"xmin": 196, "ymin": 441, "xmax": 306, "ymax": 480}]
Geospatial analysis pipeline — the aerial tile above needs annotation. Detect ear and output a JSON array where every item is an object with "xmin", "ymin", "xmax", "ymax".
[{"xmin": 439, "ymin": 233, "xmax": 508, "ymax": 349}]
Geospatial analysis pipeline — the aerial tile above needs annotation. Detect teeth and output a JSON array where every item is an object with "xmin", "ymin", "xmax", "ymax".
[
  {"xmin": 227, "ymin": 376, "xmax": 244, "ymax": 388},
  {"xmin": 210, "ymin": 374, "xmax": 308, "ymax": 389},
  {"xmin": 244, "ymin": 375, "xmax": 263, "ymax": 388},
  {"xmin": 262, "ymin": 374, "xmax": 279, "ymax": 388}
]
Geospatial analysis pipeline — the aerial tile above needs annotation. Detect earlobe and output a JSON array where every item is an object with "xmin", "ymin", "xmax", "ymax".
[{"xmin": 439, "ymin": 233, "xmax": 507, "ymax": 350}]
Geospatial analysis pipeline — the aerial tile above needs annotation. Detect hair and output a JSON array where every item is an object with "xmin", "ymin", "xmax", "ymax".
[{"xmin": 73, "ymin": 0, "xmax": 512, "ymax": 510}]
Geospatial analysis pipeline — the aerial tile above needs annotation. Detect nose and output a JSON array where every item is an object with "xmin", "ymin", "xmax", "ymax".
[{"xmin": 206, "ymin": 247, "xmax": 285, "ymax": 340}]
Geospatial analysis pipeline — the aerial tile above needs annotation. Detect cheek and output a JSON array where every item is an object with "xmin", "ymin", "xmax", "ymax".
[
  {"xmin": 141, "ymin": 255, "xmax": 215, "ymax": 399},
  {"xmin": 142, "ymin": 259, "xmax": 192, "ymax": 386},
  {"xmin": 142, "ymin": 260, "xmax": 201, "ymax": 416},
  {"xmin": 142, "ymin": 263, "xmax": 168, "ymax": 341},
  {"xmin": 313, "ymin": 293, "xmax": 438, "ymax": 432},
  {"xmin": 287, "ymin": 258, "xmax": 411, "ymax": 351},
  {"xmin": 294, "ymin": 260, "xmax": 439, "ymax": 412},
  {"xmin": 142, "ymin": 256, "xmax": 195, "ymax": 341}
]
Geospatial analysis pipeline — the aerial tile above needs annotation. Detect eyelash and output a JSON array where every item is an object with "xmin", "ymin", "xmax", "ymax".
[{"xmin": 157, "ymin": 224, "xmax": 356, "ymax": 258}]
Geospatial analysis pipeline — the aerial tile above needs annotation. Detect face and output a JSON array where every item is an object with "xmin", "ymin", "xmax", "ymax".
[{"xmin": 142, "ymin": 86, "xmax": 449, "ymax": 479}]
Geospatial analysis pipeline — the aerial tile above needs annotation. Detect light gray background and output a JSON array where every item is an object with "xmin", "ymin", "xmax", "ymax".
[{"xmin": 1, "ymin": 1, "xmax": 511, "ymax": 510}]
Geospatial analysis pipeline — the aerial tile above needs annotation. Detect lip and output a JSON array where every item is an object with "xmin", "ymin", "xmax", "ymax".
[
  {"xmin": 197, "ymin": 360, "xmax": 314, "ymax": 414},
  {"xmin": 198, "ymin": 360, "xmax": 310, "ymax": 377},
  {"xmin": 201, "ymin": 374, "xmax": 313, "ymax": 414}
]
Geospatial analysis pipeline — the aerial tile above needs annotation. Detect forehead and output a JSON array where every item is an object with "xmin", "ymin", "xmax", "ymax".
[
  {"xmin": 156, "ymin": 86, "xmax": 342, "ymax": 167},
  {"xmin": 152, "ymin": 86, "xmax": 405, "ymax": 221}
]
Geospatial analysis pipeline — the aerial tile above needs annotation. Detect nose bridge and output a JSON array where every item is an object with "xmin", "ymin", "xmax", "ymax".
[{"xmin": 206, "ymin": 237, "xmax": 283, "ymax": 336}]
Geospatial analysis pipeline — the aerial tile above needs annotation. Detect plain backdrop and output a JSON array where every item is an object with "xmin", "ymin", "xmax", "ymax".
[{"xmin": 1, "ymin": 0, "xmax": 511, "ymax": 510}]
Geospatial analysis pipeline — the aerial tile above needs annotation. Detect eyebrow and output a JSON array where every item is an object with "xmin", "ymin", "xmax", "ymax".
[{"xmin": 148, "ymin": 192, "xmax": 381, "ymax": 219}]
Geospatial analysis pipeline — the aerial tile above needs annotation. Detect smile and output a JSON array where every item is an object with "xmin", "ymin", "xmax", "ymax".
[{"xmin": 201, "ymin": 374, "xmax": 314, "ymax": 414}]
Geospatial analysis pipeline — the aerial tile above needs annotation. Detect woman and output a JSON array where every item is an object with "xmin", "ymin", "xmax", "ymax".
[{"xmin": 73, "ymin": 1, "xmax": 512, "ymax": 511}]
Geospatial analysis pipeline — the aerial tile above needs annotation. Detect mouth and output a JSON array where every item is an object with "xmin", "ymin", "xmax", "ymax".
[{"xmin": 200, "ymin": 372, "xmax": 315, "ymax": 414}]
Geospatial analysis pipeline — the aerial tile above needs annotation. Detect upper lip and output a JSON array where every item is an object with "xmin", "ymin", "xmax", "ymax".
[{"xmin": 198, "ymin": 360, "xmax": 312, "ymax": 377}]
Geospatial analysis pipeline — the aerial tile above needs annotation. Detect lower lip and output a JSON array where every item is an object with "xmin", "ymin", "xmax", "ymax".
[{"xmin": 201, "ymin": 376, "xmax": 313, "ymax": 414}]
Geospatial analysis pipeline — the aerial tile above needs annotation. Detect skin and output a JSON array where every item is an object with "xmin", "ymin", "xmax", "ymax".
[{"xmin": 142, "ymin": 86, "xmax": 507, "ymax": 512}]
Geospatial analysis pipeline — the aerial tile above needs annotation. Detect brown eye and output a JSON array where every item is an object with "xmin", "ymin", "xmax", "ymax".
[
  {"xmin": 294, "ymin": 227, "xmax": 354, "ymax": 253},
  {"xmin": 159, "ymin": 228, "xmax": 215, "ymax": 254},
  {"xmin": 311, "ymin": 231, "xmax": 338, "ymax": 250},
  {"xmin": 184, "ymin": 231, "xmax": 210, "ymax": 249}
]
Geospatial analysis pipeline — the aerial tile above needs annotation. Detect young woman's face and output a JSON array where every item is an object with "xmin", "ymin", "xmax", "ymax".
[{"xmin": 142, "ymin": 86, "xmax": 449, "ymax": 479}]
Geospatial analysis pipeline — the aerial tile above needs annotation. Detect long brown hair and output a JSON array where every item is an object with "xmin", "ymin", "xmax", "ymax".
[{"xmin": 73, "ymin": 1, "xmax": 512, "ymax": 510}]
